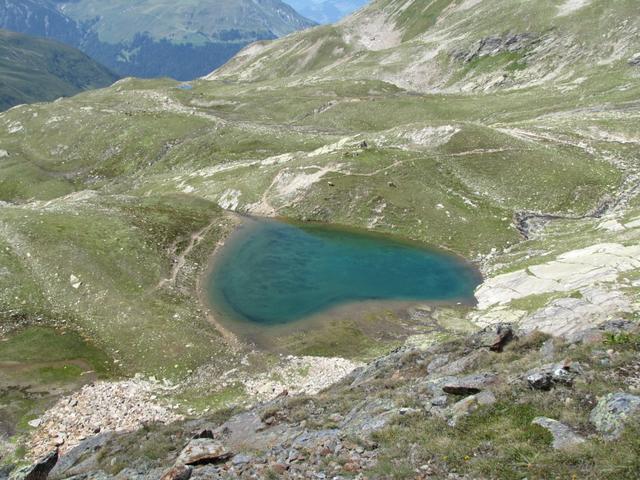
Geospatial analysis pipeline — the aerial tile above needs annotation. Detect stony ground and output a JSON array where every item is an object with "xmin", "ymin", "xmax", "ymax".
[{"xmin": 15, "ymin": 319, "xmax": 640, "ymax": 479}]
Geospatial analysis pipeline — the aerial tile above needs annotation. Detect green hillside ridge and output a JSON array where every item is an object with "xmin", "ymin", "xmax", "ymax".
[
  {"xmin": 0, "ymin": 0, "xmax": 639, "ymax": 476},
  {"xmin": 0, "ymin": 28, "xmax": 118, "ymax": 111}
]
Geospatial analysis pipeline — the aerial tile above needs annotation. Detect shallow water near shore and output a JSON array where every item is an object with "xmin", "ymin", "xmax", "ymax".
[{"xmin": 205, "ymin": 218, "xmax": 481, "ymax": 328}]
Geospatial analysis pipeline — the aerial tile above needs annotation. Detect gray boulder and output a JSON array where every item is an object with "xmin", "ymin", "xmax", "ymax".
[
  {"xmin": 49, "ymin": 433, "xmax": 113, "ymax": 479},
  {"xmin": 427, "ymin": 354, "xmax": 450, "ymax": 374},
  {"xmin": 448, "ymin": 391, "xmax": 496, "ymax": 427},
  {"xmin": 442, "ymin": 373, "xmax": 498, "ymax": 396},
  {"xmin": 176, "ymin": 439, "xmax": 233, "ymax": 466},
  {"xmin": 590, "ymin": 392, "xmax": 640, "ymax": 440},
  {"xmin": 532, "ymin": 417, "xmax": 585, "ymax": 450},
  {"xmin": 466, "ymin": 324, "xmax": 516, "ymax": 352},
  {"xmin": 160, "ymin": 465, "xmax": 193, "ymax": 480},
  {"xmin": 526, "ymin": 362, "xmax": 581, "ymax": 390}
]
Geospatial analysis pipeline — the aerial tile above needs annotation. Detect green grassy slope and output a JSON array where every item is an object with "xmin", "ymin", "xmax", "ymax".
[
  {"xmin": 0, "ymin": 29, "xmax": 118, "ymax": 111},
  {"xmin": 0, "ymin": 193, "xmax": 236, "ymax": 377}
]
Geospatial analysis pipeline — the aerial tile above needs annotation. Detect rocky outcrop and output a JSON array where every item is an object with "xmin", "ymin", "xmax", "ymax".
[
  {"xmin": 9, "ymin": 450, "xmax": 58, "ymax": 480},
  {"xmin": 466, "ymin": 324, "xmax": 515, "ymax": 352},
  {"xmin": 448, "ymin": 391, "xmax": 496, "ymax": 426},
  {"xmin": 452, "ymin": 33, "xmax": 540, "ymax": 63},
  {"xmin": 476, "ymin": 243, "xmax": 640, "ymax": 311}
]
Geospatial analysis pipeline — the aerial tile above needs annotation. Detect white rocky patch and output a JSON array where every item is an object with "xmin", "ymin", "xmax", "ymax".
[
  {"xmin": 598, "ymin": 219, "xmax": 625, "ymax": 232},
  {"xmin": 368, "ymin": 200, "xmax": 387, "ymax": 229},
  {"xmin": 625, "ymin": 217, "xmax": 640, "ymax": 229},
  {"xmin": 582, "ymin": 127, "xmax": 640, "ymax": 145},
  {"xmin": 475, "ymin": 243, "xmax": 640, "ymax": 310},
  {"xmin": 69, "ymin": 274, "xmax": 82, "ymax": 290},
  {"xmin": 0, "ymin": 149, "xmax": 8, "ymax": 158},
  {"xmin": 192, "ymin": 160, "xmax": 257, "ymax": 178},
  {"xmin": 403, "ymin": 125, "xmax": 459, "ymax": 146},
  {"xmin": 45, "ymin": 116, "xmax": 63, "ymax": 125},
  {"xmin": 190, "ymin": 154, "xmax": 292, "ymax": 181},
  {"xmin": 218, "ymin": 189, "xmax": 242, "ymax": 210},
  {"xmin": 7, "ymin": 121, "xmax": 23, "ymax": 134},
  {"xmin": 456, "ymin": 0, "xmax": 484, "ymax": 11},
  {"xmin": 307, "ymin": 137, "xmax": 353, "ymax": 158},
  {"xmin": 519, "ymin": 287, "xmax": 632, "ymax": 337},
  {"xmin": 260, "ymin": 152, "xmax": 295, "ymax": 166},
  {"xmin": 343, "ymin": 9, "xmax": 402, "ymax": 52},
  {"xmin": 557, "ymin": 0, "xmax": 591, "ymax": 17},
  {"xmin": 377, "ymin": 125, "xmax": 459, "ymax": 150},
  {"xmin": 273, "ymin": 166, "xmax": 339, "ymax": 199},
  {"xmin": 243, "ymin": 356, "xmax": 363, "ymax": 402}
]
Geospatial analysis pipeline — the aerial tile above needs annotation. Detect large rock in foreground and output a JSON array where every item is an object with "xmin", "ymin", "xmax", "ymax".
[
  {"xmin": 590, "ymin": 392, "xmax": 640, "ymax": 440},
  {"xmin": 176, "ymin": 439, "xmax": 234, "ymax": 466},
  {"xmin": 532, "ymin": 417, "xmax": 585, "ymax": 451}
]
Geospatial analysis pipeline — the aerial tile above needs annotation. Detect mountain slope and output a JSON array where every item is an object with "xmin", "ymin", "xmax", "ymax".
[
  {"xmin": 210, "ymin": 0, "xmax": 640, "ymax": 93},
  {"xmin": 0, "ymin": 0, "xmax": 82, "ymax": 44},
  {"xmin": 0, "ymin": 28, "xmax": 118, "ymax": 110},
  {"xmin": 0, "ymin": 0, "xmax": 315, "ymax": 80}
]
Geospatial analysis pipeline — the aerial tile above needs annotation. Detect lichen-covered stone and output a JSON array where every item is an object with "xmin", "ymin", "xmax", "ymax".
[{"xmin": 590, "ymin": 393, "xmax": 640, "ymax": 439}]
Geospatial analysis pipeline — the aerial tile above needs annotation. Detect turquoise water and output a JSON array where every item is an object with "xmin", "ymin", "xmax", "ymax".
[{"xmin": 207, "ymin": 219, "xmax": 481, "ymax": 326}]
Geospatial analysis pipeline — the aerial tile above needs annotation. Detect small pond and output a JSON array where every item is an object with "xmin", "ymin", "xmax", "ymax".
[{"xmin": 206, "ymin": 218, "xmax": 481, "ymax": 326}]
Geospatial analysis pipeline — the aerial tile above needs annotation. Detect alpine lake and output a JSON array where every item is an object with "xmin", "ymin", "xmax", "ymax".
[{"xmin": 204, "ymin": 217, "xmax": 482, "ymax": 352}]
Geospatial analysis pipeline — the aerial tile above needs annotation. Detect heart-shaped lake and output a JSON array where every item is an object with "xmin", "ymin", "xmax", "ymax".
[{"xmin": 206, "ymin": 218, "xmax": 481, "ymax": 326}]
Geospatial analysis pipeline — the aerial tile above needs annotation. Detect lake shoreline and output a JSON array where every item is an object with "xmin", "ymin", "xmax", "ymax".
[
  {"xmin": 199, "ymin": 214, "xmax": 483, "ymax": 351},
  {"xmin": 196, "ymin": 212, "xmax": 245, "ymax": 350}
]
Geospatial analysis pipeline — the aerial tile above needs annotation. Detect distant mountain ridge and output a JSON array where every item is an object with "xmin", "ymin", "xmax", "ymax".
[
  {"xmin": 0, "ymin": 28, "xmax": 117, "ymax": 110},
  {"xmin": 282, "ymin": 0, "xmax": 368, "ymax": 23},
  {"xmin": 0, "ymin": 0, "xmax": 315, "ymax": 80}
]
